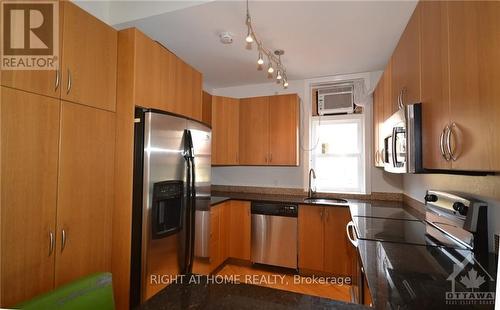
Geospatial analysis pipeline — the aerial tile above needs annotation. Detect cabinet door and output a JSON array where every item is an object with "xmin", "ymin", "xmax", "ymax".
[
  {"xmin": 228, "ymin": 201, "xmax": 251, "ymax": 260},
  {"xmin": 160, "ymin": 47, "xmax": 177, "ymax": 113},
  {"xmin": 298, "ymin": 206, "xmax": 324, "ymax": 271},
  {"xmin": 202, "ymin": 91, "xmax": 212, "ymax": 126},
  {"xmin": 373, "ymin": 79, "xmax": 384, "ymax": 167},
  {"xmin": 239, "ymin": 96, "xmax": 269, "ymax": 165},
  {"xmin": 269, "ymin": 94, "xmax": 299, "ymax": 166},
  {"xmin": 134, "ymin": 32, "xmax": 161, "ymax": 109},
  {"xmin": 420, "ymin": 1, "xmax": 452, "ymax": 170},
  {"xmin": 61, "ymin": 2, "xmax": 117, "ymax": 111},
  {"xmin": 211, "ymin": 96, "xmax": 226, "ymax": 165},
  {"xmin": 391, "ymin": 6, "xmax": 421, "ymax": 107},
  {"xmin": 323, "ymin": 207, "xmax": 354, "ymax": 277},
  {"xmin": 191, "ymin": 69, "xmax": 203, "ymax": 121},
  {"xmin": 0, "ymin": 88, "xmax": 60, "ymax": 307},
  {"xmin": 448, "ymin": 1, "xmax": 500, "ymax": 171},
  {"xmin": 0, "ymin": 3, "xmax": 63, "ymax": 99},
  {"xmin": 382, "ymin": 60, "xmax": 395, "ymax": 119},
  {"xmin": 55, "ymin": 102, "xmax": 115, "ymax": 286}
]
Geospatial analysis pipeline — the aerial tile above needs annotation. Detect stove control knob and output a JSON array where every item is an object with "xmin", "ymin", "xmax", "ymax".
[
  {"xmin": 424, "ymin": 194, "xmax": 438, "ymax": 202},
  {"xmin": 453, "ymin": 202, "xmax": 467, "ymax": 216}
]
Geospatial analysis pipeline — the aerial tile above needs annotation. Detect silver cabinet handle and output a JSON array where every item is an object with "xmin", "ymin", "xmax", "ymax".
[
  {"xmin": 380, "ymin": 148, "xmax": 385, "ymax": 163},
  {"xmin": 440, "ymin": 125, "xmax": 450, "ymax": 161},
  {"xmin": 55, "ymin": 69, "xmax": 60, "ymax": 91},
  {"xmin": 61, "ymin": 229, "xmax": 67, "ymax": 252},
  {"xmin": 346, "ymin": 221, "xmax": 359, "ymax": 248},
  {"xmin": 320, "ymin": 209, "xmax": 324, "ymax": 219},
  {"xmin": 374, "ymin": 150, "xmax": 379, "ymax": 164},
  {"xmin": 66, "ymin": 69, "xmax": 72, "ymax": 94},
  {"xmin": 447, "ymin": 122, "xmax": 458, "ymax": 161},
  {"xmin": 49, "ymin": 231, "xmax": 55, "ymax": 256}
]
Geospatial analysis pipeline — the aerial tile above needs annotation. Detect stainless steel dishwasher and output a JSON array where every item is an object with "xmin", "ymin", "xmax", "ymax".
[{"xmin": 251, "ymin": 202, "xmax": 298, "ymax": 269}]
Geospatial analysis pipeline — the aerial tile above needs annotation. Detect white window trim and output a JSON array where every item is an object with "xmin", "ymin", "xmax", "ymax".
[{"xmin": 310, "ymin": 113, "xmax": 368, "ymax": 194}]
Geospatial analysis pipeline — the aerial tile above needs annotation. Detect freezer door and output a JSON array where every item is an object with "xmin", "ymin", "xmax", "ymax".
[
  {"xmin": 187, "ymin": 121, "xmax": 212, "ymax": 258},
  {"xmin": 142, "ymin": 112, "xmax": 187, "ymax": 301}
]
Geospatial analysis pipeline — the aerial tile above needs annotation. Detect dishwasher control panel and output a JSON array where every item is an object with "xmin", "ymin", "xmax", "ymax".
[{"xmin": 251, "ymin": 202, "xmax": 298, "ymax": 217}]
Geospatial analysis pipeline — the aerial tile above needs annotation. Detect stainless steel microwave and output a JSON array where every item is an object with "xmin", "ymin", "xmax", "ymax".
[{"xmin": 382, "ymin": 103, "xmax": 423, "ymax": 173}]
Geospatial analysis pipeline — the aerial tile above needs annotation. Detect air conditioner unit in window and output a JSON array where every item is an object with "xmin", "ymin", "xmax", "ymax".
[{"xmin": 317, "ymin": 84, "xmax": 354, "ymax": 115}]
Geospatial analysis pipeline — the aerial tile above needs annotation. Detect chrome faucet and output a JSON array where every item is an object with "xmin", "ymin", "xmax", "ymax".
[{"xmin": 308, "ymin": 168, "xmax": 316, "ymax": 198}]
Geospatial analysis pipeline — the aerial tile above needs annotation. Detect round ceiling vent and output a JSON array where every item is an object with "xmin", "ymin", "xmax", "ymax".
[{"xmin": 219, "ymin": 32, "xmax": 233, "ymax": 44}]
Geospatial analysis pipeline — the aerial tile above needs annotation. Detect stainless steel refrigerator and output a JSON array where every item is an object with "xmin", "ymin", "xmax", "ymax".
[{"xmin": 131, "ymin": 108, "xmax": 211, "ymax": 306}]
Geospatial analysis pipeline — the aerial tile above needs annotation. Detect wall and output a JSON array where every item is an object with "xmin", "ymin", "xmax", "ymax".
[
  {"xmin": 211, "ymin": 75, "xmax": 404, "ymax": 193},
  {"xmin": 403, "ymin": 174, "xmax": 500, "ymax": 251}
]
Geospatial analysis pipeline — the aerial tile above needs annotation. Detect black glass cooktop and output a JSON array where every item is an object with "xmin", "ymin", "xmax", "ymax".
[
  {"xmin": 349, "ymin": 203, "xmax": 418, "ymax": 220},
  {"xmin": 352, "ymin": 216, "xmax": 468, "ymax": 250}
]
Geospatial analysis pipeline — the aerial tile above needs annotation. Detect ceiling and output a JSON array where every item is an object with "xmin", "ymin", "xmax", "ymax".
[{"xmin": 86, "ymin": 1, "xmax": 417, "ymax": 89}]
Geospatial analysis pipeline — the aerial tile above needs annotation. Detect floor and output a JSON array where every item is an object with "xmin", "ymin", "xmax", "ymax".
[{"xmin": 216, "ymin": 264, "xmax": 352, "ymax": 303}]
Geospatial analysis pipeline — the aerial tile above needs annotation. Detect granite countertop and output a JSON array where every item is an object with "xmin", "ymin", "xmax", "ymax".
[{"xmin": 137, "ymin": 276, "xmax": 367, "ymax": 310}]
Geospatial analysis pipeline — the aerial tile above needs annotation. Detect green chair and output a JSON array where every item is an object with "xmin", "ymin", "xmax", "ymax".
[{"xmin": 16, "ymin": 272, "xmax": 115, "ymax": 310}]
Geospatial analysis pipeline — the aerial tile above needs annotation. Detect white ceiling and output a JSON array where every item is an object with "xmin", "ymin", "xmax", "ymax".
[{"xmin": 83, "ymin": 1, "xmax": 418, "ymax": 89}]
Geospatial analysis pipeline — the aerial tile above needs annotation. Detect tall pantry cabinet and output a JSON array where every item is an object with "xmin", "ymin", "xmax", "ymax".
[{"xmin": 0, "ymin": 2, "xmax": 117, "ymax": 307}]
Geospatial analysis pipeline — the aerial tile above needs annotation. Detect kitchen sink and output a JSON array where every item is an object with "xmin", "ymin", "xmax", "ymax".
[{"xmin": 303, "ymin": 197, "xmax": 348, "ymax": 205}]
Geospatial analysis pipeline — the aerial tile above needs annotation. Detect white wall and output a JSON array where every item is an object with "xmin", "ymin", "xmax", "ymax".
[
  {"xmin": 211, "ymin": 75, "xmax": 404, "ymax": 193},
  {"xmin": 403, "ymin": 174, "xmax": 500, "ymax": 251}
]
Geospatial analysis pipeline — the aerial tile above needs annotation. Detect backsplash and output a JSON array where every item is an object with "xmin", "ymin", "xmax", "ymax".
[{"xmin": 403, "ymin": 173, "xmax": 500, "ymax": 252}]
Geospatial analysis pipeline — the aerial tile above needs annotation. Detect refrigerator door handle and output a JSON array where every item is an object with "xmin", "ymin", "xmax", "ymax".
[{"xmin": 183, "ymin": 129, "xmax": 196, "ymax": 274}]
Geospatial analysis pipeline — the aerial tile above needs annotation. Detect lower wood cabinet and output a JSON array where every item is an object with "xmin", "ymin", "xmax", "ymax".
[
  {"xmin": 193, "ymin": 200, "xmax": 251, "ymax": 274},
  {"xmin": 0, "ymin": 88, "xmax": 115, "ymax": 307},
  {"xmin": 298, "ymin": 205, "xmax": 356, "ymax": 277},
  {"xmin": 55, "ymin": 102, "xmax": 115, "ymax": 286},
  {"xmin": 228, "ymin": 200, "xmax": 251, "ymax": 260},
  {"xmin": 0, "ymin": 87, "xmax": 60, "ymax": 306}
]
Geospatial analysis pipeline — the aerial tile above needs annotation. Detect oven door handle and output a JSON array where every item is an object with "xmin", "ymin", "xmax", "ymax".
[{"xmin": 346, "ymin": 221, "xmax": 359, "ymax": 248}]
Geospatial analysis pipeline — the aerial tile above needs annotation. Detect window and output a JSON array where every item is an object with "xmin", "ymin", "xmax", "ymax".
[{"xmin": 310, "ymin": 115, "xmax": 366, "ymax": 194}]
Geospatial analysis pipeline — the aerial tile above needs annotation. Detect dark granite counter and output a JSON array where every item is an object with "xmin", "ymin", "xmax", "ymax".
[
  {"xmin": 358, "ymin": 240, "xmax": 496, "ymax": 309},
  {"xmin": 137, "ymin": 276, "xmax": 367, "ymax": 310}
]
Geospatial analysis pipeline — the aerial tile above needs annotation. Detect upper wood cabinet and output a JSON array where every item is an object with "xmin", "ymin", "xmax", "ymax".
[
  {"xmin": 420, "ymin": 1, "xmax": 451, "ymax": 170},
  {"xmin": 212, "ymin": 96, "xmax": 239, "ymax": 165},
  {"xmin": 0, "ymin": 87, "xmax": 60, "ymax": 307},
  {"xmin": 373, "ymin": 76, "xmax": 385, "ymax": 167},
  {"xmin": 0, "ymin": 2, "xmax": 117, "ymax": 112},
  {"xmin": 391, "ymin": 5, "xmax": 421, "ymax": 108},
  {"xmin": 61, "ymin": 2, "xmax": 117, "ymax": 111},
  {"xmin": 239, "ymin": 96, "xmax": 270, "ymax": 165},
  {"xmin": 298, "ymin": 205, "xmax": 355, "ymax": 277},
  {"xmin": 417, "ymin": 1, "xmax": 500, "ymax": 172},
  {"xmin": 55, "ymin": 102, "xmax": 115, "ymax": 286},
  {"xmin": 269, "ymin": 94, "xmax": 299, "ymax": 165},
  {"xmin": 202, "ymin": 91, "xmax": 212, "ymax": 126},
  {"xmin": 118, "ymin": 28, "xmax": 203, "ymax": 121},
  {"xmin": 239, "ymin": 94, "xmax": 300, "ymax": 166}
]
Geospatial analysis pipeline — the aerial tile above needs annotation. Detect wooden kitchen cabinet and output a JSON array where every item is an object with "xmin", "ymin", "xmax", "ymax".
[
  {"xmin": 298, "ymin": 205, "xmax": 355, "ymax": 277},
  {"xmin": 228, "ymin": 200, "xmax": 251, "ymax": 260},
  {"xmin": 61, "ymin": 1, "xmax": 117, "ymax": 112},
  {"xmin": 298, "ymin": 206, "xmax": 324, "ymax": 271},
  {"xmin": 373, "ymin": 77, "xmax": 384, "ymax": 167},
  {"xmin": 239, "ymin": 94, "xmax": 300, "ymax": 166},
  {"xmin": 134, "ymin": 32, "xmax": 162, "ymax": 109},
  {"xmin": 239, "ymin": 96, "xmax": 270, "ymax": 165},
  {"xmin": 269, "ymin": 94, "xmax": 299, "ymax": 166},
  {"xmin": 212, "ymin": 96, "xmax": 239, "ymax": 165},
  {"xmin": 55, "ymin": 102, "xmax": 115, "ymax": 286},
  {"xmin": 0, "ymin": 88, "xmax": 60, "ymax": 307},
  {"xmin": 420, "ymin": 1, "xmax": 451, "ymax": 170},
  {"xmin": 391, "ymin": 5, "xmax": 421, "ymax": 108},
  {"xmin": 323, "ymin": 207, "xmax": 356, "ymax": 277},
  {"xmin": 382, "ymin": 60, "xmax": 394, "ymax": 119},
  {"xmin": 160, "ymin": 47, "xmax": 177, "ymax": 113},
  {"xmin": 202, "ymin": 91, "xmax": 213, "ymax": 126}
]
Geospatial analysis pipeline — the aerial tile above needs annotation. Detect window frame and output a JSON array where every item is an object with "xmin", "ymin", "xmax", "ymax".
[{"xmin": 310, "ymin": 113, "xmax": 367, "ymax": 194}]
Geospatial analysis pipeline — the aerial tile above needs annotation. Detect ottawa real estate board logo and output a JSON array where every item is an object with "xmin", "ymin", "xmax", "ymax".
[
  {"xmin": 1, "ymin": 0, "xmax": 59, "ymax": 70},
  {"xmin": 446, "ymin": 254, "xmax": 495, "ymax": 305}
]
